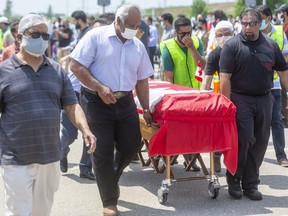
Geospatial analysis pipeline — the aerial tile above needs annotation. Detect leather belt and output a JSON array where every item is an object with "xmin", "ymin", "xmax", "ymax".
[{"xmin": 81, "ymin": 87, "xmax": 131, "ymax": 100}]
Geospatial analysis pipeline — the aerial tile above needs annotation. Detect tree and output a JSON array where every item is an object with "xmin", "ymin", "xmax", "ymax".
[
  {"xmin": 3, "ymin": 0, "xmax": 12, "ymax": 18},
  {"xmin": 234, "ymin": 0, "xmax": 287, "ymax": 17},
  {"xmin": 47, "ymin": 5, "xmax": 53, "ymax": 20},
  {"xmin": 191, "ymin": 0, "xmax": 207, "ymax": 17}
]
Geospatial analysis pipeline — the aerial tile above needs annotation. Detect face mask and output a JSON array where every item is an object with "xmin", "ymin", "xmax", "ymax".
[
  {"xmin": 20, "ymin": 36, "xmax": 48, "ymax": 57},
  {"xmin": 161, "ymin": 21, "xmax": 165, "ymax": 29},
  {"xmin": 260, "ymin": 20, "xmax": 268, "ymax": 31},
  {"xmin": 216, "ymin": 35, "xmax": 233, "ymax": 48},
  {"xmin": 75, "ymin": 23, "xmax": 81, "ymax": 29},
  {"xmin": 212, "ymin": 21, "xmax": 217, "ymax": 28},
  {"xmin": 278, "ymin": 14, "xmax": 284, "ymax": 23},
  {"xmin": 121, "ymin": 27, "xmax": 138, "ymax": 39}
]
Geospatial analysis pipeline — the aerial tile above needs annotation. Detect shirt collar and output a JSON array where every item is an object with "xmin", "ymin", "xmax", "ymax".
[{"xmin": 10, "ymin": 54, "xmax": 52, "ymax": 69}]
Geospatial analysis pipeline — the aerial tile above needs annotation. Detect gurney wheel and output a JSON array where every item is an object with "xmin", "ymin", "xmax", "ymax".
[
  {"xmin": 208, "ymin": 182, "xmax": 219, "ymax": 199},
  {"xmin": 157, "ymin": 188, "xmax": 168, "ymax": 204}
]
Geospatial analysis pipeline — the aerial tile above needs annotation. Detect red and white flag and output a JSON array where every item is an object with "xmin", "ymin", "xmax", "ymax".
[{"xmin": 195, "ymin": 62, "xmax": 203, "ymax": 82}]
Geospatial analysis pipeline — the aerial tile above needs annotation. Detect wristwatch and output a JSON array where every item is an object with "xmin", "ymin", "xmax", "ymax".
[{"xmin": 143, "ymin": 109, "xmax": 151, "ymax": 113}]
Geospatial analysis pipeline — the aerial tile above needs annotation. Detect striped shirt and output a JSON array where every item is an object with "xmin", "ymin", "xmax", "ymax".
[{"xmin": 0, "ymin": 55, "xmax": 78, "ymax": 165}]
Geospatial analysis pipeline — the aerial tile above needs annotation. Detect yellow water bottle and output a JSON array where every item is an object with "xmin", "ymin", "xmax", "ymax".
[{"xmin": 213, "ymin": 71, "xmax": 220, "ymax": 93}]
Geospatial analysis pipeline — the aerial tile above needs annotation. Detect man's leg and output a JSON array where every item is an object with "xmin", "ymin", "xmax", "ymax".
[
  {"xmin": 271, "ymin": 90, "xmax": 288, "ymax": 165},
  {"xmin": 60, "ymin": 109, "xmax": 78, "ymax": 173},
  {"xmin": 80, "ymin": 90, "xmax": 117, "ymax": 207},
  {"xmin": 32, "ymin": 162, "xmax": 60, "ymax": 216},
  {"xmin": 242, "ymin": 93, "xmax": 272, "ymax": 200}
]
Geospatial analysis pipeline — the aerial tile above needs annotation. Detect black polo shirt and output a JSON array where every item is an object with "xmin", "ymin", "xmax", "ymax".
[
  {"xmin": 219, "ymin": 32, "xmax": 288, "ymax": 96},
  {"xmin": 0, "ymin": 55, "xmax": 78, "ymax": 165},
  {"xmin": 206, "ymin": 46, "xmax": 221, "ymax": 76}
]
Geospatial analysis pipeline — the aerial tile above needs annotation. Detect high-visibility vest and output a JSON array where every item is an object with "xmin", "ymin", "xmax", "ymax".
[
  {"xmin": 0, "ymin": 29, "xmax": 3, "ymax": 53},
  {"xmin": 160, "ymin": 36, "xmax": 201, "ymax": 88},
  {"xmin": 270, "ymin": 25, "xmax": 284, "ymax": 82}
]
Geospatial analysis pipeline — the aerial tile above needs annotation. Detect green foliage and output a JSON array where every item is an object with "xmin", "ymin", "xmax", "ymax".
[
  {"xmin": 191, "ymin": 0, "xmax": 207, "ymax": 17},
  {"xmin": 234, "ymin": 0, "xmax": 287, "ymax": 17},
  {"xmin": 47, "ymin": 5, "xmax": 53, "ymax": 19},
  {"xmin": 3, "ymin": 0, "xmax": 12, "ymax": 18}
]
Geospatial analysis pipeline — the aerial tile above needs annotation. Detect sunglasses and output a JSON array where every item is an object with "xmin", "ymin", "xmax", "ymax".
[
  {"xmin": 177, "ymin": 31, "xmax": 192, "ymax": 35},
  {"xmin": 26, "ymin": 31, "xmax": 50, "ymax": 41},
  {"xmin": 241, "ymin": 21, "xmax": 259, "ymax": 27}
]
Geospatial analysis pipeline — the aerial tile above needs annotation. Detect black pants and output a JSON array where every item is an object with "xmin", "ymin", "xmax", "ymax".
[
  {"xmin": 80, "ymin": 90, "xmax": 142, "ymax": 207},
  {"xmin": 227, "ymin": 92, "xmax": 273, "ymax": 190}
]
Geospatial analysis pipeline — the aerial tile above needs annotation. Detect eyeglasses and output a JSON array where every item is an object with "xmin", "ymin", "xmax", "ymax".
[
  {"xmin": 177, "ymin": 31, "xmax": 192, "ymax": 35},
  {"xmin": 215, "ymin": 32, "xmax": 233, "ymax": 38},
  {"xmin": 26, "ymin": 31, "xmax": 50, "ymax": 41},
  {"xmin": 241, "ymin": 21, "xmax": 259, "ymax": 27}
]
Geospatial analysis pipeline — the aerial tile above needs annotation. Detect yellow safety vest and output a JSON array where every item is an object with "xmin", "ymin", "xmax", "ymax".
[
  {"xmin": 0, "ymin": 29, "xmax": 3, "ymax": 52},
  {"xmin": 270, "ymin": 25, "xmax": 284, "ymax": 81},
  {"xmin": 160, "ymin": 36, "xmax": 201, "ymax": 88}
]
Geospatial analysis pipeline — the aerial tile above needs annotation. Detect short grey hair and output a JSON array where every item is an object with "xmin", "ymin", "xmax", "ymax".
[{"xmin": 115, "ymin": 3, "xmax": 142, "ymax": 23}]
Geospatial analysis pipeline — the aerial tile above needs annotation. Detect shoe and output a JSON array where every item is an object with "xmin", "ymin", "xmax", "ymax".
[
  {"xmin": 278, "ymin": 158, "xmax": 288, "ymax": 167},
  {"xmin": 80, "ymin": 171, "xmax": 96, "ymax": 181},
  {"xmin": 214, "ymin": 156, "xmax": 221, "ymax": 173},
  {"xmin": 227, "ymin": 177, "xmax": 242, "ymax": 199},
  {"xmin": 60, "ymin": 157, "xmax": 68, "ymax": 173},
  {"xmin": 103, "ymin": 205, "xmax": 118, "ymax": 216},
  {"xmin": 191, "ymin": 161, "xmax": 200, "ymax": 172},
  {"xmin": 243, "ymin": 188, "xmax": 263, "ymax": 200}
]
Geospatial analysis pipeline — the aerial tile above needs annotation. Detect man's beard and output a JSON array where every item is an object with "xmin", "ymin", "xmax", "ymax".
[{"xmin": 244, "ymin": 33, "xmax": 256, "ymax": 41}]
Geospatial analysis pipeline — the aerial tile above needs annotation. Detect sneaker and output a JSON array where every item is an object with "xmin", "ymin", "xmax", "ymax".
[
  {"xmin": 278, "ymin": 158, "xmax": 288, "ymax": 167},
  {"xmin": 243, "ymin": 188, "xmax": 263, "ymax": 200},
  {"xmin": 226, "ymin": 176, "xmax": 242, "ymax": 199},
  {"xmin": 60, "ymin": 156, "xmax": 68, "ymax": 173}
]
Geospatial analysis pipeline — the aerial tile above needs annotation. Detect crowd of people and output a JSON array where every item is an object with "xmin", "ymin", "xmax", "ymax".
[{"xmin": 0, "ymin": 2, "xmax": 288, "ymax": 216}]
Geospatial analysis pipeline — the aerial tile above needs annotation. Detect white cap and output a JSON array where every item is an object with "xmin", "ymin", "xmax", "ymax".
[
  {"xmin": 215, "ymin": 20, "xmax": 233, "ymax": 32},
  {"xmin": 0, "ymin": 16, "xmax": 9, "ymax": 24},
  {"xmin": 18, "ymin": 13, "xmax": 49, "ymax": 34}
]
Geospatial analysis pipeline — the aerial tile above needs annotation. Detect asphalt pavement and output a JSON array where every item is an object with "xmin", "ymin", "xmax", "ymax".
[{"xmin": 0, "ymin": 130, "xmax": 288, "ymax": 216}]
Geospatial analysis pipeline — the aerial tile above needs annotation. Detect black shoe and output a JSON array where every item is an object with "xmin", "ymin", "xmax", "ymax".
[
  {"xmin": 60, "ymin": 157, "xmax": 68, "ymax": 173},
  {"xmin": 243, "ymin": 188, "xmax": 262, "ymax": 200},
  {"xmin": 227, "ymin": 177, "xmax": 242, "ymax": 199},
  {"xmin": 80, "ymin": 171, "xmax": 96, "ymax": 181},
  {"xmin": 191, "ymin": 161, "xmax": 200, "ymax": 172}
]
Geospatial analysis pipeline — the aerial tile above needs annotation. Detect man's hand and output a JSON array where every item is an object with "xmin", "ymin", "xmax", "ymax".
[
  {"xmin": 143, "ymin": 110, "xmax": 153, "ymax": 127},
  {"xmin": 98, "ymin": 86, "xmax": 117, "ymax": 105},
  {"xmin": 82, "ymin": 130, "xmax": 97, "ymax": 154},
  {"xmin": 181, "ymin": 34, "xmax": 194, "ymax": 49}
]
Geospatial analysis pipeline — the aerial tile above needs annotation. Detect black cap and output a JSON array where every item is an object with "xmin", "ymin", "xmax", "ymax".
[{"xmin": 275, "ymin": 4, "xmax": 288, "ymax": 13}]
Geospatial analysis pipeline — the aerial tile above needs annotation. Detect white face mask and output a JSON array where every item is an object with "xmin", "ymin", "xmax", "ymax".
[
  {"xmin": 20, "ymin": 36, "xmax": 48, "ymax": 57},
  {"xmin": 216, "ymin": 35, "xmax": 233, "ymax": 48},
  {"xmin": 121, "ymin": 27, "xmax": 138, "ymax": 39}
]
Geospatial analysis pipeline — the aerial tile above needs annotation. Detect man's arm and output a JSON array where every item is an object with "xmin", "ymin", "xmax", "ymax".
[
  {"xmin": 220, "ymin": 72, "xmax": 232, "ymax": 99},
  {"xmin": 135, "ymin": 78, "xmax": 153, "ymax": 126},
  {"xmin": 201, "ymin": 75, "xmax": 213, "ymax": 90},
  {"xmin": 70, "ymin": 58, "xmax": 116, "ymax": 104},
  {"xmin": 277, "ymin": 70, "xmax": 288, "ymax": 92},
  {"xmin": 163, "ymin": 70, "xmax": 174, "ymax": 83},
  {"xmin": 182, "ymin": 35, "xmax": 206, "ymax": 69},
  {"xmin": 64, "ymin": 103, "xmax": 96, "ymax": 154}
]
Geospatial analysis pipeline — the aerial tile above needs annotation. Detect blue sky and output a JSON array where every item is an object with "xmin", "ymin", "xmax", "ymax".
[{"xmin": 0, "ymin": 0, "xmax": 235, "ymax": 17}]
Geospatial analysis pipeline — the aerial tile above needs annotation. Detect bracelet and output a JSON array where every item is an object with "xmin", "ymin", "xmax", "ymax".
[{"xmin": 143, "ymin": 109, "xmax": 151, "ymax": 113}]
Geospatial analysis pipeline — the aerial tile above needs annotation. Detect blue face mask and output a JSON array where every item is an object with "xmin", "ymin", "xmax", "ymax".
[
  {"xmin": 260, "ymin": 20, "xmax": 268, "ymax": 31},
  {"xmin": 21, "ymin": 36, "xmax": 48, "ymax": 57}
]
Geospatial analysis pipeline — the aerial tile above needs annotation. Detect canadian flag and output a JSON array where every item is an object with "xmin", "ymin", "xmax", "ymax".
[{"xmin": 195, "ymin": 62, "xmax": 203, "ymax": 82}]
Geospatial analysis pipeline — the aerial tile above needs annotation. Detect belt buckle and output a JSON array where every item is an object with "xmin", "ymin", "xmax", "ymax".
[{"xmin": 114, "ymin": 92, "xmax": 126, "ymax": 100}]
